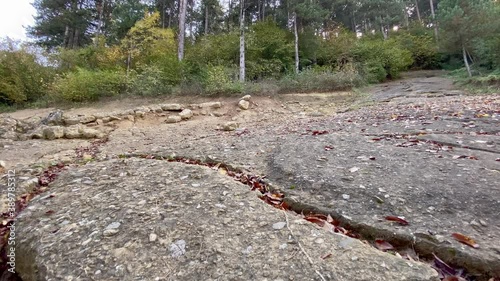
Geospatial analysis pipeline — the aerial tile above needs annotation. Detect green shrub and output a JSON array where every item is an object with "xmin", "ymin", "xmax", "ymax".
[
  {"xmin": 277, "ymin": 67, "xmax": 364, "ymax": 93},
  {"xmin": 0, "ymin": 47, "xmax": 54, "ymax": 105},
  {"xmin": 52, "ymin": 68, "xmax": 127, "ymax": 102},
  {"xmin": 204, "ymin": 65, "xmax": 243, "ymax": 95},
  {"xmin": 394, "ymin": 32, "xmax": 440, "ymax": 69},
  {"xmin": 128, "ymin": 65, "xmax": 173, "ymax": 96},
  {"xmin": 353, "ymin": 38, "xmax": 414, "ymax": 82}
]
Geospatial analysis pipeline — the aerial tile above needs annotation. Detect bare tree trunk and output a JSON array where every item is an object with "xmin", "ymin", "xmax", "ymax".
[
  {"xmin": 293, "ymin": 12, "xmax": 299, "ymax": 74},
  {"xmin": 127, "ymin": 51, "xmax": 131, "ymax": 76},
  {"xmin": 381, "ymin": 25, "xmax": 387, "ymax": 40},
  {"xmin": 178, "ymin": 0, "xmax": 187, "ymax": 61},
  {"xmin": 239, "ymin": 0, "xmax": 245, "ymax": 82},
  {"xmin": 262, "ymin": 0, "xmax": 265, "ymax": 20},
  {"xmin": 462, "ymin": 45, "xmax": 472, "ymax": 77},
  {"xmin": 168, "ymin": 2, "xmax": 173, "ymax": 28},
  {"xmin": 63, "ymin": 25, "xmax": 70, "ymax": 48},
  {"xmin": 73, "ymin": 29, "xmax": 80, "ymax": 48},
  {"xmin": 415, "ymin": 0, "xmax": 422, "ymax": 23},
  {"xmin": 162, "ymin": 0, "xmax": 165, "ymax": 28},
  {"xmin": 205, "ymin": 5, "xmax": 209, "ymax": 35},
  {"xmin": 95, "ymin": 0, "xmax": 104, "ymax": 45},
  {"xmin": 429, "ymin": 0, "xmax": 438, "ymax": 40}
]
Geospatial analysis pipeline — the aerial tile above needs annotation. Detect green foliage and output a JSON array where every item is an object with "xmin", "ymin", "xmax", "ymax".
[
  {"xmin": 185, "ymin": 32, "xmax": 239, "ymax": 68},
  {"xmin": 353, "ymin": 38, "xmax": 414, "ymax": 82},
  {"xmin": 317, "ymin": 29, "xmax": 357, "ymax": 67},
  {"xmin": 0, "ymin": 45, "xmax": 54, "ymax": 105},
  {"xmin": 204, "ymin": 65, "xmax": 243, "ymax": 95},
  {"xmin": 393, "ymin": 32, "xmax": 440, "ymax": 69},
  {"xmin": 128, "ymin": 65, "xmax": 173, "ymax": 96},
  {"xmin": 277, "ymin": 67, "xmax": 364, "ymax": 93},
  {"xmin": 54, "ymin": 38, "xmax": 125, "ymax": 72},
  {"xmin": 246, "ymin": 20, "xmax": 294, "ymax": 80},
  {"xmin": 52, "ymin": 68, "xmax": 127, "ymax": 102}
]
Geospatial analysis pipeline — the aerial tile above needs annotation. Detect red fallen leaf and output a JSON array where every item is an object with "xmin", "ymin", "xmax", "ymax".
[
  {"xmin": 45, "ymin": 210, "xmax": 55, "ymax": 215},
  {"xmin": 304, "ymin": 215, "xmax": 326, "ymax": 227},
  {"xmin": 321, "ymin": 253, "xmax": 332, "ymax": 259},
  {"xmin": 452, "ymin": 233, "xmax": 479, "ymax": 248},
  {"xmin": 374, "ymin": 239, "xmax": 394, "ymax": 251},
  {"xmin": 496, "ymin": 158, "xmax": 500, "ymax": 162},
  {"xmin": 370, "ymin": 137, "xmax": 383, "ymax": 142},
  {"xmin": 385, "ymin": 216, "xmax": 409, "ymax": 226},
  {"xmin": 324, "ymin": 145, "xmax": 334, "ymax": 151},
  {"xmin": 468, "ymin": 156, "xmax": 478, "ymax": 160},
  {"xmin": 312, "ymin": 130, "xmax": 328, "ymax": 136}
]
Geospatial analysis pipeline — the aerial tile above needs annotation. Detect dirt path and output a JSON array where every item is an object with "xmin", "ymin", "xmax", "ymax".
[{"xmin": 1, "ymin": 71, "xmax": 499, "ymax": 281}]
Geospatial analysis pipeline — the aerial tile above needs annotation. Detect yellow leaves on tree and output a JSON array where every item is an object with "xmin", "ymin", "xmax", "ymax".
[{"xmin": 121, "ymin": 12, "xmax": 176, "ymax": 69}]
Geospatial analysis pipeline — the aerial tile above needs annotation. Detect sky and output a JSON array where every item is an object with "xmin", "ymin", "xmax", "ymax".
[{"xmin": 0, "ymin": 0, "xmax": 36, "ymax": 40}]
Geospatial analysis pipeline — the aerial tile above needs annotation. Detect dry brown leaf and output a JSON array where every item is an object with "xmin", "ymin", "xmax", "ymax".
[{"xmin": 451, "ymin": 232, "xmax": 479, "ymax": 249}]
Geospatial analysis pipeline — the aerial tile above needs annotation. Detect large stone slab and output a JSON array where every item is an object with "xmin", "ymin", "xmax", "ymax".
[{"xmin": 15, "ymin": 159, "xmax": 438, "ymax": 281}]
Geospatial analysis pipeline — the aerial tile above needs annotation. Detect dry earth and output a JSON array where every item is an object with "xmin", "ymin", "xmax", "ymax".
[{"xmin": 0, "ymin": 71, "xmax": 499, "ymax": 281}]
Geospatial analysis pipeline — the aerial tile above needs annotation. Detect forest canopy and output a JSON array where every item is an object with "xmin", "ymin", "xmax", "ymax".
[{"xmin": 1, "ymin": 0, "xmax": 499, "ymax": 106}]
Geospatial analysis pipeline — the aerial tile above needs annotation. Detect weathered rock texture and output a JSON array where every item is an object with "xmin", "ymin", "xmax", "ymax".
[{"xmin": 15, "ymin": 159, "xmax": 439, "ymax": 281}]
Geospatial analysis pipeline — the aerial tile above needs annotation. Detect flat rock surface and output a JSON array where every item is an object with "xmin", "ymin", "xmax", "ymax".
[
  {"xmin": 15, "ymin": 159, "xmax": 438, "ymax": 281},
  {"xmin": 1, "ymin": 71, "xmax": 499, "ymax": 280}
]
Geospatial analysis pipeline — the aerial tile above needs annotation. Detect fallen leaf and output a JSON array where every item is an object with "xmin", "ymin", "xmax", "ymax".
[
  {"xmin": 218, "ymin": 167, "xmax": 227, "ymax": 175},
  {"xmin": 321, "ymin": 253, "xmax": 332, "ymax": 259},
  {"xmin": 374, "ymin": 239, "xmax": 394, "ymax": 251},
  {"xmin": 452, "ymin": 233, "xmax": 479, "ymax": 248},
  {"xmin": 385, "ymin": 216, "xmax": 409, "ymax": 226},
  {"xmin": 312, "ymin": 130, "xmax": 328, "ymax": 136},
  {"xmin": 45, "ymin": 210, "xmax": 55, "ymax": 215},
  {"xmin": 324, "ymin": 145, "xmax": 334, "ymax": 151}
]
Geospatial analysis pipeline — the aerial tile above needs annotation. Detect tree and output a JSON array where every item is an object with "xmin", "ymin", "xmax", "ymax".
[
  {"xmin": 438, "ymin": 0, "xmax": 499, "ymax": 76},
  {"xmin": 239, "ymin": 0, "xmax": 246, "ymax": 81},
  {"xmin": 178, "ymin": 0, "xmax": 188, "ymax": 60}
]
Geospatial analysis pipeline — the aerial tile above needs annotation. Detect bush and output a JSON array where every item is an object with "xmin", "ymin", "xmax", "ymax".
[
  {"xmin": 204, "ymin": 65, "xmax": 243, "ymax": 95},
  {"xmin": 353, "ymin": 38, "xmax": 414, "ymax": 82},
  {"xmin": 277, "ymin": 67, "xmax": 364, "ymax": 94},
  {"xmin": 394, "ymin": 32, "xmax": 440, "ymax": 69},
  {"xmin": 0, "ymin": 47, "xmax": 54, "ymax": 105},
  {"xmin": 52, "ymin": 68, "xmax": 127, "ymax": 102},
  {"xmin": 128, "ymin": 65, "xmax": 173, "ymax": 96}
]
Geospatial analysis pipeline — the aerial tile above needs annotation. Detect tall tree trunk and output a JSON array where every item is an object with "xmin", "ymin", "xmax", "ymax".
[
  {"xmin": 429, "ymin": 0, "xmax": 438, "ymax": 40},
  {"xmin": 462, "ymin": 44, "xmax": 472, "ymax": 77},
  {"xmin": 262, "ymin": 0, "xmax": 265, "ymax": 20},
  {"xmin": 205, "ymin": 5, "xmax": 209, "ymax": 35},
  {"xmin": 239, "ymin": 0, "xmax": 245, "ymax": 82},
  {"xmin": 293, "ymin": 12, "xmax": 299, "ymax": 74},
  {"xmin": 63, "ymin": 25, "xmax": 70, "ymax": 48},
  {"xmin": 415, "ymin": 0, "xmax": 422, "ymax": 23},
  {"xmin": 162, "ymin": 0, "xmax": 165, "ymax": 28},
  {"xmin": 73, "ymin": 29, "xmax": 80, "ymax": 48},
  {"xmin": 95, "ymin": 0, "xmax": 104, "ymax": 45},
  {"xmin": 178, "ymin": 0, "xmax": 187, "ymax": 61},
  {"xmin": 168, "ymin": 2, "xmax": 173, "ymax": 28}
]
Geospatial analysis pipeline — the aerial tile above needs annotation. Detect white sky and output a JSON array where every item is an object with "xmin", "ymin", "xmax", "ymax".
[{"xmin": 0, "ymin": 0, "xmax": 36, "ymax": 40}]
